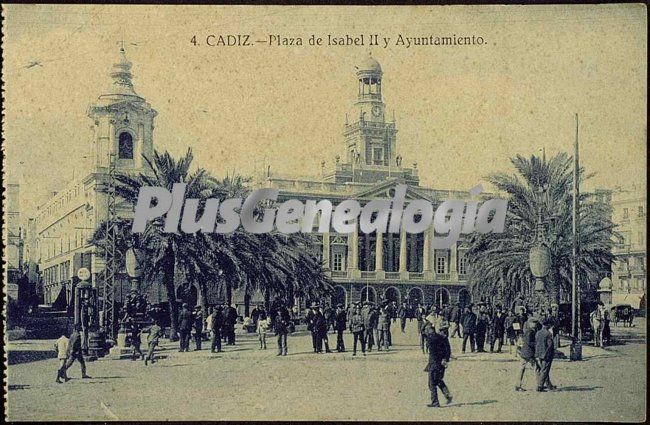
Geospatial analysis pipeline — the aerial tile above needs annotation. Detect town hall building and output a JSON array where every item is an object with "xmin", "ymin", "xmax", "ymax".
[{"xmin": 255, "ymin": 55, "xmax": 479, "ymax": 310}]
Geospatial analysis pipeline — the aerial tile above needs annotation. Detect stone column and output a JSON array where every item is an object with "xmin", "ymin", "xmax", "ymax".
[
  {"xmin": 375, "ymin": 232, "xmax": 383, "ymax": 271},
  {"xmin": 399, "ymin": 229, "xmax": 408, "ymax": 277},
  {"xmin": 322, "ymin": 233, "xmax": 330, "ymax": 270},
  {"xmin": 450, "ymin": 243, "xmax": 458, "ymax": 274},
  {"xmin": 423, "ymin": 226, "xmax": 431, "ymax": 272},
  {"xmin": 348, "ymin": 225, "xmax": 359, "ymax": 277}
]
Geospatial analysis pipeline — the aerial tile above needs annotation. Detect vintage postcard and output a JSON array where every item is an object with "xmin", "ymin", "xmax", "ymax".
[{"xmin": 2, "ymin": 4, "xmax": 647, "ymax": 422}]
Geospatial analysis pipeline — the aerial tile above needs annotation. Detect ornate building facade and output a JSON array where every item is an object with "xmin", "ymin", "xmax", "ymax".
[
  {"xmin": 34, "ymin": 47, "xmax": 160, "ymax": 308},
  {"xmin": 610, "ymin": 185, "xmax": 646, "ymax": 311},
  {"xmin": 255, "ymin": 55, "xmax": 482, "ymax": 310}
]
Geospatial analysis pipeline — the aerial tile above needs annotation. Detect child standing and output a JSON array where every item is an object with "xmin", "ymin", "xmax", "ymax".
[{"xmin": 54, "ymin": 332, "xmax": 70, "ymax": 383}]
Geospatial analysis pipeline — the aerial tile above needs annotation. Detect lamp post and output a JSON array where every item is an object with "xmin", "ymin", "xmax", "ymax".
[{"xmin": 528, "ymin": 183, "xmax": 557, "ymax": 311}]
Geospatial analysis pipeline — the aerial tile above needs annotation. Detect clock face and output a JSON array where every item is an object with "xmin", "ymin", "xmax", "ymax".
[{"xmin": 371, "ymin": 105, "xmax": 382, "ymax": 117}]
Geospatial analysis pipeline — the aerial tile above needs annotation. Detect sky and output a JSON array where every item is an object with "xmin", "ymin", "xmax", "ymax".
[{"xmin": 2, "ymin": 4, "xmax": 647, "ymax": 219}]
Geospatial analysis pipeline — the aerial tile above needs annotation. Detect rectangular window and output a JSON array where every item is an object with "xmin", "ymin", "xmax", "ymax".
[
  {"xmin": 372, "ymin": 147, "xmax": 383, "ymax": 165},
  {"xmin": 639, "ymin": 206, "xmax": 645, "ymax": 217},
  {"xmin": 436, "ymin": 256, "xmax": 446, "ymax": 274},
  {"xmin": 458, "ymin": 256, "xmax": 468, "ymax": 275},
  {"xmin": 623, "ymin": 208, "xmax": 629, "ymax": 219},
  {"xmin": 332, "ymin": 253, "xmax": 344, "ymax": 271}
]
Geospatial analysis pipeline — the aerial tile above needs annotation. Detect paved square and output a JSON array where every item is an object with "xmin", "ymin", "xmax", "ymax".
[{"xmin": 7, "ymin": 319, "xmax": 646, "ymax": 421}]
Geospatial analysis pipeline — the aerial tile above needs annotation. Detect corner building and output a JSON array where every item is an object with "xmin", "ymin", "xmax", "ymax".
[
  {"xmin": 35, "ymin": 48, "xmax": 161, "ymax": 308},
  {"xmin": 255, "ymin": 56, "xmax": 482, "ymax": 310}
]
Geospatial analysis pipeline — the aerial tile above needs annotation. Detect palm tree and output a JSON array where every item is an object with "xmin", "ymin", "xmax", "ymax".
[
  {"xmin": 112, "ymin": 148, "xmax": 218, "ymax": 339},
  {"xmin": 465, "ymin": 152, "xmax": 615, "ymax": 308}
]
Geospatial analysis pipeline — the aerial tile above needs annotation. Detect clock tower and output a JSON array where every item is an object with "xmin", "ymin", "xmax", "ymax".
[{"xmin": 344, "ymin": 54, "xmax": 397, "ymax": 167}]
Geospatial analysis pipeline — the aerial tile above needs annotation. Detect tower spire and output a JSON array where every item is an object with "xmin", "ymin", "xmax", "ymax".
[{"xmin": 108, "ymin": 43, "xmax": 139, "ymax": 97}]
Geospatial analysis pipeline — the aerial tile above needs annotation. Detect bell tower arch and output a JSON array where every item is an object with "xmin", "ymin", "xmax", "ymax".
[{"xmin": 87, "ymin": 47, "xmax": 157, "ymax": 173}]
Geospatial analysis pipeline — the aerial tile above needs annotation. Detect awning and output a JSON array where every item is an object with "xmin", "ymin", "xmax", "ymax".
[{"xmin": 612, "ymin": 293, "xmax": 645, "ymax": 310}]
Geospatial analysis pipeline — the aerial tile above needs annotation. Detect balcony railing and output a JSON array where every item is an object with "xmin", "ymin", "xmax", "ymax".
[
  {"xmin": 384, "ymin": 272, "xmax": 401, "ymax": 280},
  {"xmin": 436, "ymin": 273, "xmax": 451, "ymax": 281},
  {"xmin": 409, "ymin": 272, "xmax": 424, "ymax": 280}
]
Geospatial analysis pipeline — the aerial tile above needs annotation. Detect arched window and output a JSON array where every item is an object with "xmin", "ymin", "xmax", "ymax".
[{"xmin": 118, "ymin": 132, "xmax": 134, "ymax": 159}]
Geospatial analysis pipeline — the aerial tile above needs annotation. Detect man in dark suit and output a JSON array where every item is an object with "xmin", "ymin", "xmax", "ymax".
[
  {"xmin": 178, "ymin": 303, "xmax": 193, "ymax": 352},
  {"xmin": 461, "ymin": 306, "xmax": 477, "ymax": 353},
  {"xmin": 535, "ymin": 318, "xmax": 557, "ymax": 392},
  {"xmin": 273, "ymin": 304, "xmax": 291, "ymax": 356},
  {"xmin": 424, "ymin": 326, "xmax": 452, "ymax": 407},
  {"xmin": 224, "ymin": 304, "xmax": 238, "ymax": 345},
  {"xmin": 490, "ymin": 308, "xmax": 506, "ymax": 353},
  {"xmin": 307, "ymin": 304, "xmax": 320, "ymax": 353},
  {"xmin": 192, "ymin": 307, "xmax": 203, "ymax": 351},
  {"xmin": 334, "ymin": 304, "xmax": 347, "ymax": 352},
  {"xmin": 210, "ymin": 306, "xmax": 224, "ymax": 353}
]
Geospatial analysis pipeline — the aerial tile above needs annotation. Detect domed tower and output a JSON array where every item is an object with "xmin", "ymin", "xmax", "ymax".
[
  {"xmin": 87, "ymin": 46, "xmax": 157, "ymax": 172},
  {"xmin": 344, "ymin": 54, "xmax": 397, "ymax": 169}
]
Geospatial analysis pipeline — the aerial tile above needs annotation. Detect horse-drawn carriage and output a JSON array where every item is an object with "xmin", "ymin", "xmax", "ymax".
[{"xmin": 610, "ymin": 304, "xmax": 635, "ymax": 327}]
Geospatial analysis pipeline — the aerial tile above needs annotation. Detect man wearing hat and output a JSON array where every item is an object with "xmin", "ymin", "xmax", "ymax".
[
  {"xmin": 515, "ymin": 315, "xmax": 540, "ymax": 391},
  {"xmin": 349, "ymin": 304, "xmax": 366, "ymax": 356},
  {"xmin": 535, "ymin": 318, "xmax": 557, "ymax": 392},
  {"xmin": 307, "ymin": 303, "xmax": 321, "ymax": 353},
  {"xmin": 334, "ymin": 304, "xmax": 347, "ymax": 352},
  {"xmin": 424, "ymin": 323, "xmax": 453, "ymax": 407},
  {"xmin": 178, "ymin": 303, "xmax": 193, "ymax": 352},
  {"xmin": 461, "ymin": 305, "xmax": 477, "ymax": 353}
]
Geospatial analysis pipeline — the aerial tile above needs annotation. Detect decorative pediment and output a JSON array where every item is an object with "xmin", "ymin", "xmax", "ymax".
[{"xmin": 353, "ymin": 178, "xmax": 433, "ymax": 202}]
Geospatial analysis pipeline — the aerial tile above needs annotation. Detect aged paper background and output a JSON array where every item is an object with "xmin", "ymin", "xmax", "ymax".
[{"xmin": 2, "ymin": 4, "xmax": 647, "ymax": 422}]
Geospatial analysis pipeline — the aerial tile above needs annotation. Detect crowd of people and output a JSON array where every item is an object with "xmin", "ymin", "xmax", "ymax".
[{"xmin": 53, "ymin": 295, "xmax": 616, "ymax": 408}]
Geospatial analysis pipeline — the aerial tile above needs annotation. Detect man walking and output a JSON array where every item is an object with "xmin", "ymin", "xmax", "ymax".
[
  {"xmin": 226, "ymin": 304, "xmax": 238, "ymax": 345},
  {"xmin": 515, "ymin": 316, "xmax": 540, "ymax": 391},
  {"xmin": 178, "ymin": 303, "xmax": 193, "ymax": 352},
  {"xmin": 334, "ymin": 304, "xmax": 347, "ymax": 352},
  {"xmin": 349, "ymin": 304, "xmax": 366, "ymax": 356},
  {"xmin": 60, "ymin": 324, "xmax": 91, "ymax": 380},
  {"xmin": 424, "ymin": 325, "xmax": 453, "ymax": 407},
  {"xmin": 461, "ymin": 306, "xmax": 477, "ymax": 353},
  {"xmin": 54, "ymin": 331, "xmax": 70, "ymax": 383},
  {"xmin": 535, "ymin": 318, "xmax": 557, "ymax": 392},
  {"xmin": 144, "ymin": 322, "xmax": 164, "ymax": 365}
]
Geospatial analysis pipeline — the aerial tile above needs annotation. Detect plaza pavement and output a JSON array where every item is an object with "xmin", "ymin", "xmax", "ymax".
[{"xmin": 6, "ymin": 318, "xmax": 647, "ymax": 421}]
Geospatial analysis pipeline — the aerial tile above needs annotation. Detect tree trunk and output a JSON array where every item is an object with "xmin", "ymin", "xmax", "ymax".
[
  {"xmin": 198, "ymin": 282, "xmax": 208, "ymax": 322},
  {"xmin": 226, "ymin": 282, "xmax": 232, "ymax": 306},
  {"xmin": 244, "ymin": 292, "xmax": 251, "ymax": 317},
  {"xmin": 264, "ymin": 287, "xmax": 271, "ymax": 311},
  {"xmin": 164, "ymin": 268, "xmax": 179, "ymax": 342},
  {"xmin": 163, "ymin": 245, "xmax": 179, "ymax": 341}
]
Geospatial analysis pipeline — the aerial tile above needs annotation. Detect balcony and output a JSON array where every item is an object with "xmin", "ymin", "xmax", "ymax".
[
  {"xmin": 409, "ymin": 272, "xmax": 424, "ymax": 280},
  {"xmin": 385, "ymin": 272, "xmax": 401, "ymax": 280},
  {"xmin": 436, "ymin": 273, "xmax": 451, "ymax": 281}
]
